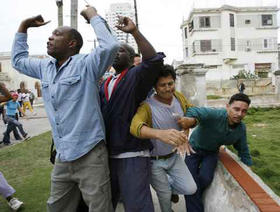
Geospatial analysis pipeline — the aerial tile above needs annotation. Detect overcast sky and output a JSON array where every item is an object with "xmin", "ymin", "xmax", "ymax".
[{"xmin": 0, "ymin": 0, "xmax": 279, "ymax": 63}]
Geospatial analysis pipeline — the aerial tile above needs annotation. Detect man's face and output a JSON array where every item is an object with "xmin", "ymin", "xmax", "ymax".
[
  {"xmin": 155, "ymin": 75, "xmax": 175, "ymax": 101},
  {"xmin": 47, "ymin": 27, "xmax": 72, "ymax": 58},
  {"xmin": 112, "ymin": 45, "xmax": 131, "ymax": 72},
  {"xmin": 12, "ymin": 95, "xmax": 17, "ymax": 102},
  {"xmin": 133, "ymin": 56, "xmax": 141, "ymax": 66},
  {"xmin": 226, "ymin": 100, "xmax": 249, "ymax": 125}
]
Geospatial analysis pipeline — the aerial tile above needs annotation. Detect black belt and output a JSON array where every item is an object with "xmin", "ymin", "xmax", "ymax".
[{"xmin": 151, "ymin": 151, "xmax": 176, "ymax": 160}]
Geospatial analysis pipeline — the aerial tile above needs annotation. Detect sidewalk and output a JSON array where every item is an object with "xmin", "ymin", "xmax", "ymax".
[{"xmin": 0, "ymin": 105, "xmax": 51, "ymax": 148}]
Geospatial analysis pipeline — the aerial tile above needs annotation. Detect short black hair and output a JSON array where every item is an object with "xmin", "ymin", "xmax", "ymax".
[
  {"xmin": 229, "ymin": 93, "xmax": 251, "ymax": 105},
  {"xmin": 157, "ymin": 64, "xmax": 176, "ymax": 81},
  {"xmin": 134, "ymin": 53, "xmax": 141, "ymax": 58},
  {"xmin": 69, "ymin": 28, "xmax": 83, "ymax": 52},
  {"xmin": 120, "ymin": 43, "xmax": 135, "ymax": 63}
]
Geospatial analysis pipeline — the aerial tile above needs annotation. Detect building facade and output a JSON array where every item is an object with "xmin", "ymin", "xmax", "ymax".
[
  {"xmin": 181, "ymin": 5, "xmax": 279, "ymax": 82},
  {"xmin": 0, "ymin": 52, "xmax": 46, "ymax": 97},
  {"xmin": 105, "ymin": 2, "xmax": 137, "ymax": 51}
]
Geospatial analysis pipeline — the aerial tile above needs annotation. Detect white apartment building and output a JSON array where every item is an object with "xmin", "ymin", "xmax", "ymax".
[
  {"xmin": 105, "ymin": 2, "xmax": 137, "ymax": 51},
  {"xmin": 181, "ymin": 5, "xmax": 279, "ymax": 82}
]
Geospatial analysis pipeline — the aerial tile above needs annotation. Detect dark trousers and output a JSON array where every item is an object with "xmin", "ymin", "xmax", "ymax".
[
  {"xmin": 184, "ymin": 149, "xmax": 218, "ymax": 212},
  {"xmin": 110, "ymin": 157, "xmax": 154, "ymax": 212},
  {"xmin": 2, "ymin": 116, "xmax": 26, "ymax": 144}
]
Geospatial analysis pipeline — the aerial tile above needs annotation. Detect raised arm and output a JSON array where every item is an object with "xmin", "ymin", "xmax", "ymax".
[
  {"xmin": 81, "ymin": 6, "xmax": 120, "ymax": 80},
  {"xmin": 12, "ymin": 15, "xmax": 50, "ymax": 79},
  {"xmin": 116, "ymin": 17, "xmax": 156, "ymax": 60},
  {"xmin": 0, "ymin": 83, "xmax": 12, "ymax": 103}
]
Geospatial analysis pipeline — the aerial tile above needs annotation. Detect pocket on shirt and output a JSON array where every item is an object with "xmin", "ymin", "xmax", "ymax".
[
  {"xmin": 41, "ymin": 81, "xmax": 50, "ymax": 101},
  {"xmin": 59, "ymin": 75, "xmax": 83, "ymax": 101}
]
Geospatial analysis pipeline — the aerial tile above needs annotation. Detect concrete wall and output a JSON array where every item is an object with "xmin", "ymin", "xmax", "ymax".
[
  {"xmin": 204, "ymin": 162, "xmax": 259, "ymax": 212},
  {"xmin": 203, "ymin": 149, "xmax": 280, "ymax": 212},
  {"xmin": 206, "ymin": 78, "xmax": 274, "ymax": 96}
]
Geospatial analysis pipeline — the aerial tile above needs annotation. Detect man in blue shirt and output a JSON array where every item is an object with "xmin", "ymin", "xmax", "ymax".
[
  {"xmin": 178, "ymin": 93, "xmax": 253, "ymax": 212},
  {"xmin": 2, "ymin": 93, "xmax": 28, "ymax": 145},
  {"xmin": 12, "ymin": 5, "xmax": 119, "ymax": 211}
]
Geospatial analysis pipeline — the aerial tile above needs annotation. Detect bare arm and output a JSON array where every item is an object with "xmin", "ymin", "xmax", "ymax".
[
  {"xmin": 0, "ymin": 83, "xmax": 12, "ymax": 103},
  {"xmin": 116, "ymin": 17, "xmax": 156, "ymax": 60}
]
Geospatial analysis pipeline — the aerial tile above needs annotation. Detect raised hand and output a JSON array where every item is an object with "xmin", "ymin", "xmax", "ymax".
[
  {"xmin": 116, "ymin": 16, "xmax": 137, "ymax": 34},
  {"xmin": 18, "ymin": 15, "xmax": 50, "ymax": 33},
  {"xmin": 80, "ymin": 6, "xmax": 98, "ymax": 24}
]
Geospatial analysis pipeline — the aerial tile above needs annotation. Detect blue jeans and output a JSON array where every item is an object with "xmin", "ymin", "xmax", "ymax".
[
  {"xmin": 151, "ymin": 153, "xmax": 197, "ymax": 212},
  {"xmin": 110, "ymin": 157, "xmax": 154, "ymax": 212},
  {"xmin": 2, "ymin": 116, "xmax": 26, "ymax": 143},
  {"xmin": 184, "ymin": 149, "xmax": 218, "ymax": 212}
]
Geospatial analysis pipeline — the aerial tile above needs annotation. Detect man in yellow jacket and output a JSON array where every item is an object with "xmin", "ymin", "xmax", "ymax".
[{"xmin": 130, "ymin": 65, "xmax": 197, "ymax": 212}]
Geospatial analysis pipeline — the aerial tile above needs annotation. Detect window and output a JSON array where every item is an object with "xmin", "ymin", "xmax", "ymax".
[
  {"xmin": 199, "ymin": 17, "xmax": 210, "ymax": 28},
  {"xmin": 184, "ymin": 27, "xmax": 188, "ymax": 39},
  {"xmin": 231, "ymin": 38, "xmax": 235, "ymax": 51},
  {"xmin": 230, "ymin": 14, "xmax": 234, "ymax": 27},
  {"xmin": 192, "ymin": 42, "xmax": 196, "ymax": 53},
  {"xmin": 245, "ymin": 19, "xmax": 251, "ymax": 24},
  {"xmin": 200, "ymin": 40, "xmax": 211, "ymax": 52},
  {"xmin": 188, "ymin": 20, "xmax": 194, "ymax": 32},
  {"xmin": 262, "ymin": 15, "xmax": 273, "ymax": 26},
  {"xmin": 185, "ymin": 48, "xmax": 189, "ymax": 57},
  {"xmin": 264, "ymin": 39, "xmax": 268, "ymax": 48}
]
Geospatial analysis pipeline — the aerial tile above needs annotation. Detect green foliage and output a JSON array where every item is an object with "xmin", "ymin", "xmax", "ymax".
[{"xmin": 231, "ymin": 69, "xmax": 258, "ymax": 79}]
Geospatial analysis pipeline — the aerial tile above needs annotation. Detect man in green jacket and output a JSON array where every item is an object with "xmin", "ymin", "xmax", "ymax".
[{"xmin": 178, "ymin": 93, "xmax": 253, "ymax": 212}]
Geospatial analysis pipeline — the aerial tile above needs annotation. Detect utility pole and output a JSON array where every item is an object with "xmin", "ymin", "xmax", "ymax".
[
  {"xmin": 71, "ymin": 0, "xmax": 78, "ymax": 30},
  {"xmin": 133, "ymin": 0, "xmax": 140, "ymax": 53},
  {"xmin": 56, "ymin": 0, "xmax": 63, "ymax": 27}
]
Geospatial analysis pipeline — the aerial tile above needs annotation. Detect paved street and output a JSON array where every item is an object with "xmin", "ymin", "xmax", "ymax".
[{"xmin": 0, "ymin": 106, "xmax": 51, "ymax": 148}]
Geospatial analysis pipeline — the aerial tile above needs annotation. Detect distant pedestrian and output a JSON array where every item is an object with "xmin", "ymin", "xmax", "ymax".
[
  {"xmin": 0, "ymin": 171, "xmax": 23, "ymax": 211},
  {"xmin": 2, "ymin": 93, "xmax": 29, "ymax": 145},
  {"xmin": 238, "ymin": 81, "xmax": 245, "ymax": 94},
  {"xmin": 22, "ymin": 91, "xmax": 34, "ymax": 114},
  {"xmin": 29, "ymin": 90, "xmax": 35, "ymax": 107},
  {"xmin": 16, "ymin": 89, "xmax": 23, "ymax": 117}
]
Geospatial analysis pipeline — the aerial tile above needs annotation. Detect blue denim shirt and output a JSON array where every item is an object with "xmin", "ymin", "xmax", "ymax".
[{"xmin": 12, "ymin": 16, "xmax": 120, "ymax": 161}]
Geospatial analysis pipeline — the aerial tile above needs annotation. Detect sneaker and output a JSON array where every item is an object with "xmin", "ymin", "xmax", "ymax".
[
  {"xmin": 8, "ymin": 197, "xmax": 23, "ymax": 211},
  {"xmin": 23, "ymin": 133, "xmax": 30, "ymax": 140},
  {"xmin": 171, "ymin": 194, "xmax": 179, "ymax": 203}
]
